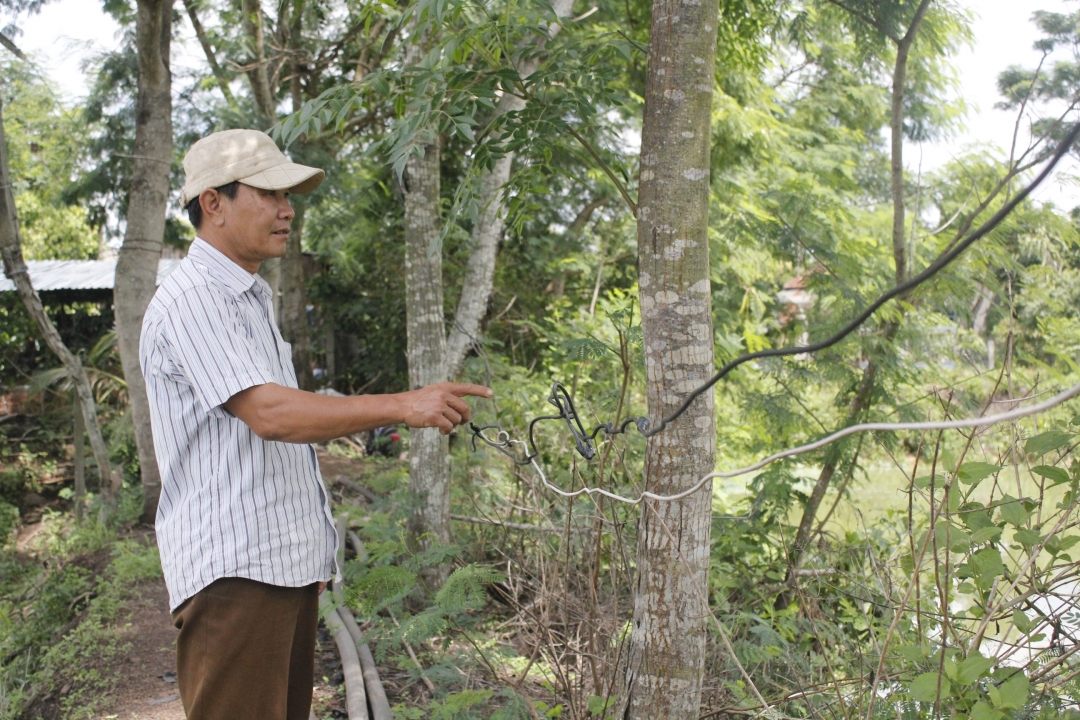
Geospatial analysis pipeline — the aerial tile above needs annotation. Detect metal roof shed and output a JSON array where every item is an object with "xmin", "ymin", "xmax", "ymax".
[{"xmin": 0, "ymin": 259, "xmax": 182, "ymax": 302}]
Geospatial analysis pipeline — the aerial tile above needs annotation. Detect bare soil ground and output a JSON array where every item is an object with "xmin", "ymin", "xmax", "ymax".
[{"xmin": 89, "ymin": 580, "xmax": 185, "ymax": 720}]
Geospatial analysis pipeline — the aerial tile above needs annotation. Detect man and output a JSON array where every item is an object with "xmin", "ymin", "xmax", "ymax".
[{"xmin": 140, "ymin": 129, "xmax": 491, "ymax": 720}]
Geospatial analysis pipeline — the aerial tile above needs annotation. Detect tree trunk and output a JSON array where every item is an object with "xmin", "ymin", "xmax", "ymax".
[
  {"xmin": 73, "ymin": 388, "xmax": 86, "ymax": 522},
  {"xmin": 182, "ymin": 0, "xmax": 237, "ymax": 107},
  {"xmin": 0, "ymin": 97, "xmax": 120, "ymax": 516},
  {"xmin": 786, "ymin": 0, "xmax": 931, "ymax": 574},
  {"xmin": 277, "ymin": 7, "xmax": 315, "ymax": 389},
  {"xmin": 403, "ymin": 120, "xmax": 451, "ymax": 589},
  {"xmin": 889, "ymin": 0, "xmax": 931, "ymax": 284},
  {"xmin": 242, "ymin": 0, "xmax": 276, "ymax": 119},
  {"xmin": 787, "ymin": 359, "xmax": 878, "ymax": 569},
  {"xmin": 280, "ymin": 197, "xmax": 315, "ymax": 389},
  {"xmin": 407, "ymin": 6, "xmax": 576, "ymax": 585},
  {"xmin": 115, "ymin": 0, "xmax": 172, "ymax": 524},
  {"xmin": 620, "ymin": 0, "xmax": 718, "ymax": 715},
  {"xmin": 444, "ymin": 151, "xmax": 512, "ymax": 377},
  {"xmin": 444, "ymin": 0, "xmax": 574, "ymax": 377}
]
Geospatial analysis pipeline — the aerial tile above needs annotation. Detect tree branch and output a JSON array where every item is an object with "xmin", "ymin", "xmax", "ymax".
[
  {"xmin": 0, "ymin": 33, "xmax": 26, "ymax": 60},
  {"xmin": 181, "ymin": 0, "xmax": 238, "ymax": 107},
  {"xmin": 824, "ymin": 0, "xmax": 898, "ymax": 41}
]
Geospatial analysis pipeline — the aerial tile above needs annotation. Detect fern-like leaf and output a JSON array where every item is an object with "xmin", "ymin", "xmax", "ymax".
[
  {"xmin": 561, "ymin": 336, "xmax": 615, "ymax": 360},
  {"xmin": 351, "ymin": 566, "xmax": 416, "ymax": 614},
  {"xmin": 435, "ymin": 564, "xmax": 507, "ymax": 614},
  {"xmin": 401, "ymin": 607, "xmax": 447, "ymax": 644}
]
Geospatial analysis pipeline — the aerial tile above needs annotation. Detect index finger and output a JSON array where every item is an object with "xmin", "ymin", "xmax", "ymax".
[{"xmin": 444, "ymin": 383, "xmax": 494, "ymax": 399}]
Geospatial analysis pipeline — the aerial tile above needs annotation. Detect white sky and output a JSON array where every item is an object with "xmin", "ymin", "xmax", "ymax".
[{"xmin": 2, "ymin": 0, "xmax": 1078, "ymax": 209}]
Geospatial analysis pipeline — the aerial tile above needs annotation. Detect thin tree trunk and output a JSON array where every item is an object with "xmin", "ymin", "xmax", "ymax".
[
  {"xmin": 182, "ymin": 0, "xmax": 237, "ymax": 107},
  {"xmin": 444, "ymin": 151, "xmax": 512, "ymax": 377},
  {"xmin": 786, "ymin": 0, "xmax": 931, "ymax": 573},
  {"xmin": 889, "ymin": 0, "xmax": 931, "ymax": 283},
  {"xmin": 242, "ymin": 0, "xmax": 276, "ymax": 119},
  {"xmin": 278, "ymin": 6, "xmax": 315, "ymax": 389},
  {"xmin": 620, "ymin": 0, "xmax": 718, "ymax": 714},
  {"xmin": 115, "ymin": 0, "xmax": 172, "ymax": 523},
  {"xmin": 73, "ymin": 388, "xmax": 85, "ymax": 522},
  {"xmin": 280, "ymin": 197, "xmax": 315, "ymax": 389},
  {"xmin": 0, "ymin": 97, "xmax": 119, "ymax": 515},
  {"xmin": 407, "ymin": 6, "xmax": 576, "ymax": 585},
  {"xmin": 0, "ymin": 33, "xmax": 25, "ymax": 59},
  {"xmin": 402, "ymin": 29, "xmax": 451, "ymax": 585},
  {"xmin": 444, "ymin": 0, "xmax": 574, "ymax": 377}
]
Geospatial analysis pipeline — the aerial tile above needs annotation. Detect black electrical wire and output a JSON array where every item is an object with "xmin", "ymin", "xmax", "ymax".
[
  {"xmin": 643, "ymin": 119, "xmax": 1080, "ymax": 439},
  {"xmin": 470, "ymin": 382, "xmax": 650, "ymax": 464},
  {"xmin": 470, "ymin": 121, "xmax": 1080, "ymax": 461}
]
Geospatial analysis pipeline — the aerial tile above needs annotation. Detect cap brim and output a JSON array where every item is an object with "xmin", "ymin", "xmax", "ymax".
[{"xmin": 239, "ymin": 162, "xmax": 325, "ymax": 195}]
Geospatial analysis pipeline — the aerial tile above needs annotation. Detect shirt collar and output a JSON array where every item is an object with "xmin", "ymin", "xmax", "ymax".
[{"xmin": 188, "ymin": 238, "xmax": 265, "ymax": 298}]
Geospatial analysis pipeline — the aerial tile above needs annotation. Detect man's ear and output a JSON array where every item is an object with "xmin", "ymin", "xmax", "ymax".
[{"xmin": 199, "ymin": 188, "xmax": 227, "ymax": 228}]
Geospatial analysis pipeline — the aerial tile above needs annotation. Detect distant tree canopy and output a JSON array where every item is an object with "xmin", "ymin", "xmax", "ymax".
[{"xmin": 1, "ymin": 60, "xmax": 97, "ymax": 260}]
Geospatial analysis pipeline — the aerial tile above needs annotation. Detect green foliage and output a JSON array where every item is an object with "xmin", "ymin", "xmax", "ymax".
[
  {"xmin": 0, "ymin": 58, "xmax": 98, "ymax": 260},
  {"xmin": 13, "ymin": 0, "xmax": 1080, "ymax": 717},
  {"xmin": 434, "ymin": 564, "xmax": 506, "ymax": 614}
]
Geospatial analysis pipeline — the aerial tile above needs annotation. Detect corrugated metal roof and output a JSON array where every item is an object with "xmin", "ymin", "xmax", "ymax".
[{"xmin": 0, "ymin": 259, "xmax": 182, "ymax": 293}]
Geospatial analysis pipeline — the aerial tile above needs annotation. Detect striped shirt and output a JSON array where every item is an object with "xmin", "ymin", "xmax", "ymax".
[{"xmin": 140, "ymin": 238, "xmax": 337, "ymax": 611}]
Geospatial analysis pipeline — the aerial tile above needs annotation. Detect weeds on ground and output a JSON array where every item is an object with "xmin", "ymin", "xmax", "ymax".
[{"xmin": 0, "ymin": 505, "xmax": 161, "ymax": 720}]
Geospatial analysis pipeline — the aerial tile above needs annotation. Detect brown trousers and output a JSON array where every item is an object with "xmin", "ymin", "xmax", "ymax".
[{"xmin": 171, "ymin": 577, "xmax": 319, "ymax": 720}]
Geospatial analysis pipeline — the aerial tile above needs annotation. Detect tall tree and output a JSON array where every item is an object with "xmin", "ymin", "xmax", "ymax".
[
  {"xmin": 0, "ymin": 95, "xmax": 120, "ymax": 517},
  {"xmin": 279, "ymin": 2, "xmax": 315, "ymax": 391},
  {"xmin": 619, "ymin": 0, "xmax": 718, "ymax": 715},
  {"xmin": 401, "ymin": 31, "xmax": 451, "ymax": 589},
  {"xmin": 443, "ymin": 0, "xmax": 574, "ymax": 376},
  {"xmin": 787, "ymin": 0, "xmax": 933, "ymax": 573},
  {"xmin": 112, "ymin": 0, "xmax": 173, "ymax": 522},
  {"xmin": 400, "ymin": 0, "xmax": 577, "ymax": 589}
]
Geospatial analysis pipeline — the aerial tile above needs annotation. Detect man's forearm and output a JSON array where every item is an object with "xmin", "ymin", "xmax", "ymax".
[
  {"xmin": 224, "ymin": 384, "xmax": 407, "ymax": 443},
  {"xmin": 223, "ymin": 380, "xmax": 492, "ymax": 443}
]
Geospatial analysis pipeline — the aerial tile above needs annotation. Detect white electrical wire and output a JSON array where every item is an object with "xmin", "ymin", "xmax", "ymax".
[{"xmin": 505, "ymin": 380, "xmax": 1080, "ymax": 506}]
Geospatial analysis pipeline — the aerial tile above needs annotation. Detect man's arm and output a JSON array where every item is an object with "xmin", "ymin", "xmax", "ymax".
[{"xmin": 222, "ymin": 382, "xmax": 493, "ymax": 444}]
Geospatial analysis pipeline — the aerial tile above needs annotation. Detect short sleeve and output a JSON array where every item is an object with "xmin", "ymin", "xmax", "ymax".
[{"xmin": 157, "ymin": 287, "xmax": 277, "ymax": 416}]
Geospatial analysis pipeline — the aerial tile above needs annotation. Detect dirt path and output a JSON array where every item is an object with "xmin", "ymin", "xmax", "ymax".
[
  {"xmin": 85, "ymin": 448, "xmax": 366, "ymax": 719},
  {"xmin": 88, "ymin": 579, "xmax": 184, "ymax": 720}
]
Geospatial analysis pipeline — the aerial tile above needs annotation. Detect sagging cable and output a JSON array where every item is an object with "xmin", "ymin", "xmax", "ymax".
[{"xmin": 473, "ymin": 380, "xmax": 1080, "ymax": 506}]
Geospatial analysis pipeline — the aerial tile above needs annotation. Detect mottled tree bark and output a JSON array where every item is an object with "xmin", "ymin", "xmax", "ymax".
[
  {"xmin": 402, "ymin": 47, "xmax": 451, "ymax": 586},
  {"xmin": 444, "ymin": 151, "xmax": 511, "ymax": 377},
  {"xmin": 0, "ymin": 97, "xmax": 120, "ymax": 516},
  {"xmin": 406, "ymin": 4, "xmax": 577, "ymax": 587},
  {"xmin": 114, "ymin": 0, "xmax": 172, "ymax": 523},
  {"xmin": 620, "ymin": 0, "xmax": 718, "ymax": 715}
]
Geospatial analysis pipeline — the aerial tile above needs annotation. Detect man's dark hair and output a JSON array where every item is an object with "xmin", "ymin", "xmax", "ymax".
[{"xmin": 185, "ymin": 181, "xmax": 241, "ymax": 230}]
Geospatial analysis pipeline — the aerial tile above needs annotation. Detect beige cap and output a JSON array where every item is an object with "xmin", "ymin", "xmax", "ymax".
[{"xmin": 180, "ymin": 129, "xmax": 325, "ymax": 206}]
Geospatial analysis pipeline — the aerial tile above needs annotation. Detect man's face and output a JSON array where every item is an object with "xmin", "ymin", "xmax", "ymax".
[{"xmin": 217, "ymin": 184, "xmax": 294, "ymax": 266}]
